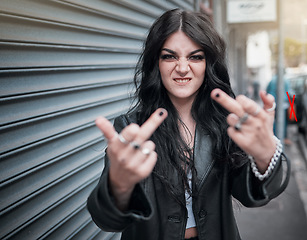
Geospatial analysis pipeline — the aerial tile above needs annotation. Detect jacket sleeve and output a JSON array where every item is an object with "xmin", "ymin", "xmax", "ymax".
[
  {"xmin": 87, "ymin": 115, "xmax": 153, "ymax": 232},
  {"xmin": 231, "ymin": 152, "xmax": 290, "ymax": 207}
]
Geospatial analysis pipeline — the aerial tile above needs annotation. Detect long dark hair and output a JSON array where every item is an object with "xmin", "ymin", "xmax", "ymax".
[{"xmin": 131, "ymin": 9, "xmax": 244, "ymax": 206}]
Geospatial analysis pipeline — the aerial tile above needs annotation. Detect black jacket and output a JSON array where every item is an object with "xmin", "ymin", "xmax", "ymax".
[{"xmin": 87, "ymin": 112, "xmax": 290, "ymax": 240}]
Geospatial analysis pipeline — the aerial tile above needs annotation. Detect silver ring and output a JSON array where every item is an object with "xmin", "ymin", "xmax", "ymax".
[
  {"xmin": 141, "ymin": 148, "xmax": 151, "ymax": 156},
  {"xmin": 265, "ymin": 102, "xmax": 276, "ymax": 112},
  {"xmin": 118, "ymin": 133, "xmax": 129, "ymax": 144},
  {"xmin": 239, "ymin": 113, "xmax": 249, "ymax": 123},
  {"xmin": 253, "ymin": 105, "xmax": 261, "ymax": 116},
  {"xmin": 234, "ymin": 113, "xmax": 249, "ymax": 131},
  {"xmin": 130, "ymin": 141, "xmax": 141, "ymax": 150},
  {"xmin": 234, "ymin": 122, "xmax": 241, "ymax": 131}
]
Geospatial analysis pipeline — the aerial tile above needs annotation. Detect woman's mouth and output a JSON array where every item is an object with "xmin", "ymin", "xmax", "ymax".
[{"xmin": 174, "ymin": 78, "xmax": 191, "ymax": 83}]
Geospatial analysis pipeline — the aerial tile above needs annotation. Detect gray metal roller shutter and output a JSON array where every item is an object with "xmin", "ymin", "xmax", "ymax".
[{"xmin": 0, "ymin": 0, "xmax": 196, "ymax": 239}]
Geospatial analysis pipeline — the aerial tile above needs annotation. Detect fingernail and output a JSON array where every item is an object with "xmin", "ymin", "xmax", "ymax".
[
  {"xmin": 216, "ymin": 93, "xmax": 220, "ymax": 98},
  {"xmin": 158, "ymin": 108, "xmax": 167, "ymax": 117}
]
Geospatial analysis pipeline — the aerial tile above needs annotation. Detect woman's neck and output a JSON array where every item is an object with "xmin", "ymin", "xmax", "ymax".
[
  {"xmin": 171, "ymin": 99, "xmax": 196, "ymax": 149},
  {"xmin": 171, "ymin": 97, "xmax": 194, "ymax": 122}
]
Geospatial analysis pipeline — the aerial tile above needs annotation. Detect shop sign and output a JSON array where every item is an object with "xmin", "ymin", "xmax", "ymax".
[{"xmin": 227, "ymin": 0, "xmax": 277, "ymax": 23}]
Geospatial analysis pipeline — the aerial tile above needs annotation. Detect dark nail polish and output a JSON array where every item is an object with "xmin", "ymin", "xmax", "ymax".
[
  {"xmin": 133, "ymin": 144, "xmax": 140, "ymax": 150},
  {"xmin": 159, "ymin": 111, "xmax": 164, "ymax": 116},
  {"xmin": 216, "ymin": 93, "xmax": 220, "ymax": 98}
]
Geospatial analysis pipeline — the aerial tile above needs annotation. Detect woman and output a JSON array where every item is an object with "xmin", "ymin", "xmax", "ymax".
[{"xmin": 87, "ymin": 9, "xmax": 290, "ymax": 240}]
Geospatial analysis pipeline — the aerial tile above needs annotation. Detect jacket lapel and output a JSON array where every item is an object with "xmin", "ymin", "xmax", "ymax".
[{"xmin": 193, "ymin": 126, "xmax": 215, "ymax": 190}]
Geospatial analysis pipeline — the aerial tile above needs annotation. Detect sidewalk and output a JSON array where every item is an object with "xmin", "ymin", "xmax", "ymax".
[{"xmin": 235, "ymin": 125, "xmax": 307, "ymax": 240}]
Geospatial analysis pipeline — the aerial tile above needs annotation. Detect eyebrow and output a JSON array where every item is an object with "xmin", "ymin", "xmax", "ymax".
[{"xmin": 161, "ymin": 48, "xmax": 204, "ymax": 55}]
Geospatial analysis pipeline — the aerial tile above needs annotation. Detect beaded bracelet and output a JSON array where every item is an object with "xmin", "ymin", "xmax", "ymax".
[{"xmin": 248, "ymin": 136, "xmax": 283, "ymax": 181}]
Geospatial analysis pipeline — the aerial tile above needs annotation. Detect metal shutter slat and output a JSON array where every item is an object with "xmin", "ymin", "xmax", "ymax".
[
  {"xmin": 0, "ymin": 68, "xmax": 135, "ymax": 97},
  {"xmin": 0, "ymin": 0, "xmax": 195, "ymax": 239}
]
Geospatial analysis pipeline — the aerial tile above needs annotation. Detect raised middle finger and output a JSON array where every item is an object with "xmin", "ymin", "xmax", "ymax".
[
  {"xmin": 211, "ymin": 88, "xmax": 245, "ymax": 117},
  {"xmin": 133, "ymin": 108, "xmax": 168, "ymax": 144},
  {"xmin": 211, "ymin": 88, "xmax": 266, "ymax": 119}
]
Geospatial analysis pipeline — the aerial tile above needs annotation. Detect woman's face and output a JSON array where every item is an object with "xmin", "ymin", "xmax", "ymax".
[{"xmin": 159, "ymin": 31, "xmax": 206, "ymax": 106}]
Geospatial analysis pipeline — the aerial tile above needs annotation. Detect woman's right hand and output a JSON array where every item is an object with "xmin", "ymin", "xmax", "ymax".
[{"xmin": 95, "ymin": 108, "xmax": 168, "ymax": 211}]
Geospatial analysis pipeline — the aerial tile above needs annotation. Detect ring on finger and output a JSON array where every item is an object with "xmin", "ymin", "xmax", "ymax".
[
  {"xmin": 118, "ymin": 133, "xmax": 129, "ymax": 144},
  {"xmin": 265, "ymin": 102, "xmax": 276, "ymax": 112},
  {"xmin": 253, "ymin": 105, "xmax": 261, "ymax": 116},
  {"xmin": 239, "ymin": 113, "xmax": 249, "ymax": 123},
  {"xmin": 130, "ymin": 141, "xmax": 141, "ymax": 150},
  {"xmin": 234, "ymin": 113, "xmax": 249, "ymax": 131},
  {"xmin": 141, "ymin": 147, "xmax": 151, "ymax": 156},
  {"xmin": 234, "ymin": 122, "xmax": 241, "ymax": 131}
]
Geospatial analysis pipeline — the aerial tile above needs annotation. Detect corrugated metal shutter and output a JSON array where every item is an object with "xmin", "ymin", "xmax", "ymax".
[{"xmin": 0, "ymin": 0, "xmax": 196, "ymax": 239}]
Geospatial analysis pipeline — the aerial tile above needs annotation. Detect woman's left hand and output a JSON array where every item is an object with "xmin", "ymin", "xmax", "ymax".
[{"xmin": 211, "ymin": 88, "xmax": 277, "ymax": 172}]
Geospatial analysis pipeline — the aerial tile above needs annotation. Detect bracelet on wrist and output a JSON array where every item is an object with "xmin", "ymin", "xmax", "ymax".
[{"xmin": 248, "ymin": 136, "xmax": 283, "ymax": 181}]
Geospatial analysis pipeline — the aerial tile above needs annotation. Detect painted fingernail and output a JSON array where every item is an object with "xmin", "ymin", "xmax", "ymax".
[
  {"xmin": 130, "ymin": 141, "xmax": 140, "ymax": 149},
  {"xmin": 216, "ymin": 93, "xmax": 220, "ymax": 98}
]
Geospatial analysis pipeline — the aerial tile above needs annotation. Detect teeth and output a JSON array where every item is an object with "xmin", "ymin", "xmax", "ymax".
[{"xmin": 175, "ymin": 79, "xmax": 190, "ymax": 83}]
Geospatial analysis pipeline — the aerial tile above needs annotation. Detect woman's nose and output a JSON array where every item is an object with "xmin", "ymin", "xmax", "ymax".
[{"xmin": 175, "ymin": 58, "xmax": 190, "ymax": 75}]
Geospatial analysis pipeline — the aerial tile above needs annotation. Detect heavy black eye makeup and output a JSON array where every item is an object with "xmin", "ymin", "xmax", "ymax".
[
  {"xmin": 160, "ymin": 48, "xmax": 205, "ymax": 61},
  {"xmin": 160, "ymin": 54, "xmax": 176, "ymax": 60},
  {"xmin": 160, "ymin": 48, "xmax": 176, "ymax": 60},
  {"xmin": 189, "ymin": 54, "xmax": 205, "ymax": 61},
  {"xmin": 188, "ymin": 49, "xmax": 205, "ymax": 61}
]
